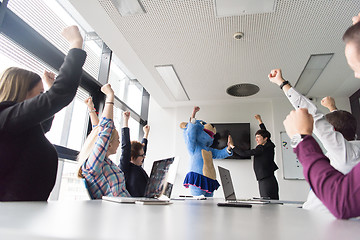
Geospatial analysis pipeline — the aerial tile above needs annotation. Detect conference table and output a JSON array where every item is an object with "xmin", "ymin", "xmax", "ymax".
[{"xmin": 0, "ymin": 198, "xmax": 359, "ymax": 240}]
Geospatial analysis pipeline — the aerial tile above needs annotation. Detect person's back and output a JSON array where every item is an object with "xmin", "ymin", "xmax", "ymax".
[
  {"xmin": 268, "ymin": 70, "xmax": 360, "ymax": 214},
  {"xmin": 0, "ymin": 26, "xmax": 86, "ymax": 201},
  {"xmin": 125, "ymin": 162, "xmax": 149, "ymax": 197},
  {"xmin": 0, "ymin": 111, "xmax": 58, "ymax": 200}
]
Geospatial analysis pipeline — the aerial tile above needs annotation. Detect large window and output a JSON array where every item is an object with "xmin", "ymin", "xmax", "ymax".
[
  {"xmin": 8, "ymin": 0, "xmax": 102, "ymax": 79},
  {"xmin": 1, "ymin": 0, "xmax": 149, "ymax": 201}
]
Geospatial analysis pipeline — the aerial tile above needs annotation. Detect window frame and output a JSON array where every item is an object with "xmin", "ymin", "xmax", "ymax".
[{"xmin": 0, "ymin": 0, "xmax": 150, "ymax": 199}]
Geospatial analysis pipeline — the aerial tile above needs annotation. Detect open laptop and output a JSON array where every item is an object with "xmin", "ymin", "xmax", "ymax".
[
  {"xmin": 103, "ymin": 157, "xmax": 177, "ymax": 204},
  {"xmin": 218, "ymin": 166, "xmax": 304, "ymax": 206},
  {"xmin": 217, "ymin": 166, "xmax": 269, "ymax": 206}
]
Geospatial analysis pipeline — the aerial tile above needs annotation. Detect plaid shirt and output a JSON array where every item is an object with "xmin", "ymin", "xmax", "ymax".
[{"xmin": 82, "ymin": 117, "xmax": 130, "ymax": 199}]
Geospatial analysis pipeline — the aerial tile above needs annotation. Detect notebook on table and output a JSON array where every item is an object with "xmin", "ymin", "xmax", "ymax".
[{"xmin": 103, "ymin": 157, "xmax": 177, "ymax": 204}]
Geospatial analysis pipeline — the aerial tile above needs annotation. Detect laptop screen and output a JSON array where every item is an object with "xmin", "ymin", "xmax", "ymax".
[
  {"xmin": 218, "ymin": 166, "xmax": 237, "ymax": 201},
  {"xmin": 144, "ymin": 157, "xmax": 175, "ymax": 198}
]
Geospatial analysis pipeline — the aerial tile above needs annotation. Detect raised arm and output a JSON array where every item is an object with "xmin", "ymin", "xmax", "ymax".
[
  {"xmin": 142, "ymin": 125, "xmax": 150, "ymax": 154},
  {"xmin": 100, "ymin": 84, "xmax": 114, "ymax": 120},
  {"xmin": 269, "ymin": 68, "xmax": 349, "ymax": 167},
  {"xmin": 0, "ymin": 26, "xmax": 86, "ymax": 133},
  {"xmin": 119, "ymin": 111, "xmax": 131, "ymax": 171},
  {"xmin": 254, "ymin": 114, "xmax": 263, "ymax": 124},
  {"xmin": 255, "ymin": 114, "xmax": 267, "ymax": 131},
  {"xmin": 191, "ymin": 106, "xmax": 200, "ymax": 119},
  {"xmin": 184, "ymin": 106, "xmax": 201, "ymax": 153},
  {"xmin": 84, "ymin": 84, "xmax": 115, "ymax": 175},
  {"xmin": 84, "ymin": 97, "xmax": 99, "ymax": 128},
  {"xmin": 143, "ymin": 125, "xmax": 150, "ymax": 139},
  {"xmin": 321, "ymin": 96, "xmax": 337, "ymax": 112},
  {"xmin": 284, "ymin": 109, "xmax": 360, "ymax": 219},
  {"xmin": 268, "ymin": 69, "xmax": 291, "ymax": 94}
]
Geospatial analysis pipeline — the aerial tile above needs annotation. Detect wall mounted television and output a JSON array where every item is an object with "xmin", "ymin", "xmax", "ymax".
[{"xmin": 210, "ymin": 123, "xmax": 251, "ymax": 160}]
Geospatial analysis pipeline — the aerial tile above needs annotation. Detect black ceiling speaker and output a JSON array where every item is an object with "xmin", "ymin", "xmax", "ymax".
[{"xmin": 226, "ymin": 83, "xmax": 260, "ymax": 97}]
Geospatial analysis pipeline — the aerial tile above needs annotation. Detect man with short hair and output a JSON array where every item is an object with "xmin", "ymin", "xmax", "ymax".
[
  {"xmin": 282, "ymin": 14, "xmax": 360, "ymax": 219},
  {"xmin": 229, "ymin": 114, "xmax": 279, "ymax": 200},
  {"xmin": 269, "ymin": 69, "xmax": 360, "ymax": 215}
]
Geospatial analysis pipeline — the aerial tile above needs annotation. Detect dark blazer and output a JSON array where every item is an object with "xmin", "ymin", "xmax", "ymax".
[
  {"xmin": 0, "ymin": 49, "xmax": 86, "ymax": 201},
  {"xmin": 119, "ymin": 127, "xmax": 149, "ymax": 197},
  {"xmin": 232, "ymin": 123, "xmax": 278, "ymax": 180}
]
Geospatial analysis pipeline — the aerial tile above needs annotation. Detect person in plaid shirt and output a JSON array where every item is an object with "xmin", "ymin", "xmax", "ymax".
[{"xmin": 78, "ymin": 83, "xmax": 130, "ymax": 199}]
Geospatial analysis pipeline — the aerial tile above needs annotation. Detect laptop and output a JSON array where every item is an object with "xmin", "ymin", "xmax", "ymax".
[
  {"xmin": 217, "ymin": 166, "xmax": 269, "ymax": 206},
  {"xmin": 103, "ymin": 157, "xmax": 177, "ymax": 204},
  {"xmin": 217, "ymin": 166, "xmax": 304, "ymax": 206}
]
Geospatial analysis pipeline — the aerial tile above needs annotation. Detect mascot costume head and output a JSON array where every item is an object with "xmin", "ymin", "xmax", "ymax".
[{"xmin": 180, "ymin": 107, "xmax": 232, "ymax": 197}]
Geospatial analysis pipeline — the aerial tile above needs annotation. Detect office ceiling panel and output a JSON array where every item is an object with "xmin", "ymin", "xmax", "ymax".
[{"xmin": 72, "ymin": 0, "xmax": 360, "ymax": 106}]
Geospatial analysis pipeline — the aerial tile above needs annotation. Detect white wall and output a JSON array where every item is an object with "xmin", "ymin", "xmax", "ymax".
[{"xmin": 145, "ymin": 95, "xmax": 351, "ymax": 201}]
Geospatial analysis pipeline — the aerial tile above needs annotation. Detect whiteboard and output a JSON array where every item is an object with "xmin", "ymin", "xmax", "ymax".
[{"xmin": 280, "ymin": 132, "xmax": 305, "ymax": 180}]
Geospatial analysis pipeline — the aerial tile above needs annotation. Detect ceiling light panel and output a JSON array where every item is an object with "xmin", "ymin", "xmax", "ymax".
[
  {"xmin": 110, "ymin": 0, "xmax": 146, "ymax": 16},
  {"xmin": 214, "ymin": 0, "xmax": 276, "ymax": 17},
  {"xmin": 155, "ymin": 65, "xmax": 189, "ymax": 101},
  {"xmin": 295, "ymin": 54, "xmax": 334, "ymax": 95}
]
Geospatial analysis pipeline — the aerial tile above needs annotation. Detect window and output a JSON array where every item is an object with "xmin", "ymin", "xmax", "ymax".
[
  {"xmin": 109, "ymin": 54, "xmax": 143, "ymax": 114},
  {"xmin": 0, "ymin": 33, "xmax": 57, "ymax": 77},
  {"xmin": 1, "ymin": 0, "xmax": 150, "ymax": 201},
  {"xmin": 8, "ymin": 0, "xmax": 102, "ymax": 79},
  {"xmin": 45, "ymin": 88, "xmax": 89, "ymax": 151},
  {"xmin": 109, "ymin": 106, "xmax": 140, "ymax": 165}
]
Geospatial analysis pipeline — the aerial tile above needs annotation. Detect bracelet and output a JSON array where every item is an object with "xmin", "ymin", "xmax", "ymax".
[
  {"xmin": 280, "ymin": 80, "xmax": 289, "ymax": 89},
  {"xmin": 88, "ymin": 109, "xmax": 96, "ymax": 113},
  {"xmin": 106, "ymin": 102, "xmax": 114, "ymax": 105}
]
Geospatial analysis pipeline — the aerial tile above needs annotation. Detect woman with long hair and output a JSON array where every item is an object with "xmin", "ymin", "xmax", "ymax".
[
  {"xmin": 0, "ymin": 26, "xmax": 86, "ymax": 201},
  {"xmin": 78, "ymin": 84, "xmax": 130, "ymax": 199}
]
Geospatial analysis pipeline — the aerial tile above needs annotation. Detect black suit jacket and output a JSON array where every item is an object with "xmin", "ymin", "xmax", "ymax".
[
  {"xmin": 0, "ymin": 49, "xmax": 86, "ymax": 201},
  {"xmin": 232, "ymin": 123, "xmax": 278, "ymax": 180}
]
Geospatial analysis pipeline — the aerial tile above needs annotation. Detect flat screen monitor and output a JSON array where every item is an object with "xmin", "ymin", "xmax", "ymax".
[{"xmin": 210, "ymin": 123, "xmax": 251, "ymax": 159}]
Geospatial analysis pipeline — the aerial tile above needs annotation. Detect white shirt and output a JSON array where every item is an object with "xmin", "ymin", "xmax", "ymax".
[{"xmin": 286, "ymin": 87, "xmax": 360, "ymax": 215}]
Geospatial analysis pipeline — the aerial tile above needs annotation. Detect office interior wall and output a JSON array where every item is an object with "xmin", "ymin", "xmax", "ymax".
[{"xmin": 145, "ymin": 94, "xmax": 351, "ymax": 200}]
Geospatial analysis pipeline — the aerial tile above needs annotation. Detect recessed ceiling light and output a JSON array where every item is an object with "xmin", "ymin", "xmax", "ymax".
[{"xmin": 227, "ymin": 83, "xmax": 260, "ymax": 97}]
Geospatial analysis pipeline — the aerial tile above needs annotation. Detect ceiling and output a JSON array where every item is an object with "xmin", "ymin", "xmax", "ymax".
[{"xmin": 69, "ymin": 0, "xmax": 360, "ymax": 107}]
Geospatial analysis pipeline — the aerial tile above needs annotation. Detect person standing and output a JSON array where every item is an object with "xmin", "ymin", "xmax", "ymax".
[{"xmin": 229, "ymin": 115, "xmax": 279, "ymax": 199}]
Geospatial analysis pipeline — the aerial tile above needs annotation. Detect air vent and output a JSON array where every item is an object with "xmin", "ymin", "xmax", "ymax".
[{"xmin": 226, "ymin": 83, "xmax": 259, "ymax": 97}]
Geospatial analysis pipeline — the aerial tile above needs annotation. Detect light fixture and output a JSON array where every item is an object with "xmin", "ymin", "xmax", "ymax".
[
  {"xmin": 294, "ymin": 53, "xmax": 334, "ymax": 95},
  {"xmin": 155, "ymin": 65, "xmax": 190, "ymax": 101},
  {"xmin": 110, "ymin": 0, "xmax": 146, "ymax": 16},
  {"xmin": 214, "ymin": 0, "xmax": 276, "ymax": 17}
]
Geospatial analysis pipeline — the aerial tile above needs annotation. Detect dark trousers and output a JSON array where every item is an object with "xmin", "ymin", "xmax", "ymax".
[{"xmin": 258, "ymin": 175, "xmax": 279, "ymax": 200}]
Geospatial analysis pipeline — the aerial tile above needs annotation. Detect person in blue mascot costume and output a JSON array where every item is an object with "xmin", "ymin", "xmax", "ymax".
[{"xmin": 180, "ymin": 106, "xmax": 233, "ymax": 197}]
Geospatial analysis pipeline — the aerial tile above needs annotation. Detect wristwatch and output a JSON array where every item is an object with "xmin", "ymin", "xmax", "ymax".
[
  {"xmin": 280, "ymin": 80, "xmax": 289, "ymax": 89},
  {"xmin": 290, "ymin": 133, "xmax": 306, "ymax": 148}
]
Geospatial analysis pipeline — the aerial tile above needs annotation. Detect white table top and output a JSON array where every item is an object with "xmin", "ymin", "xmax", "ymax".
[{"xmin": 0, "ymin": 199, "xmax": 359, "ymax": 240}]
